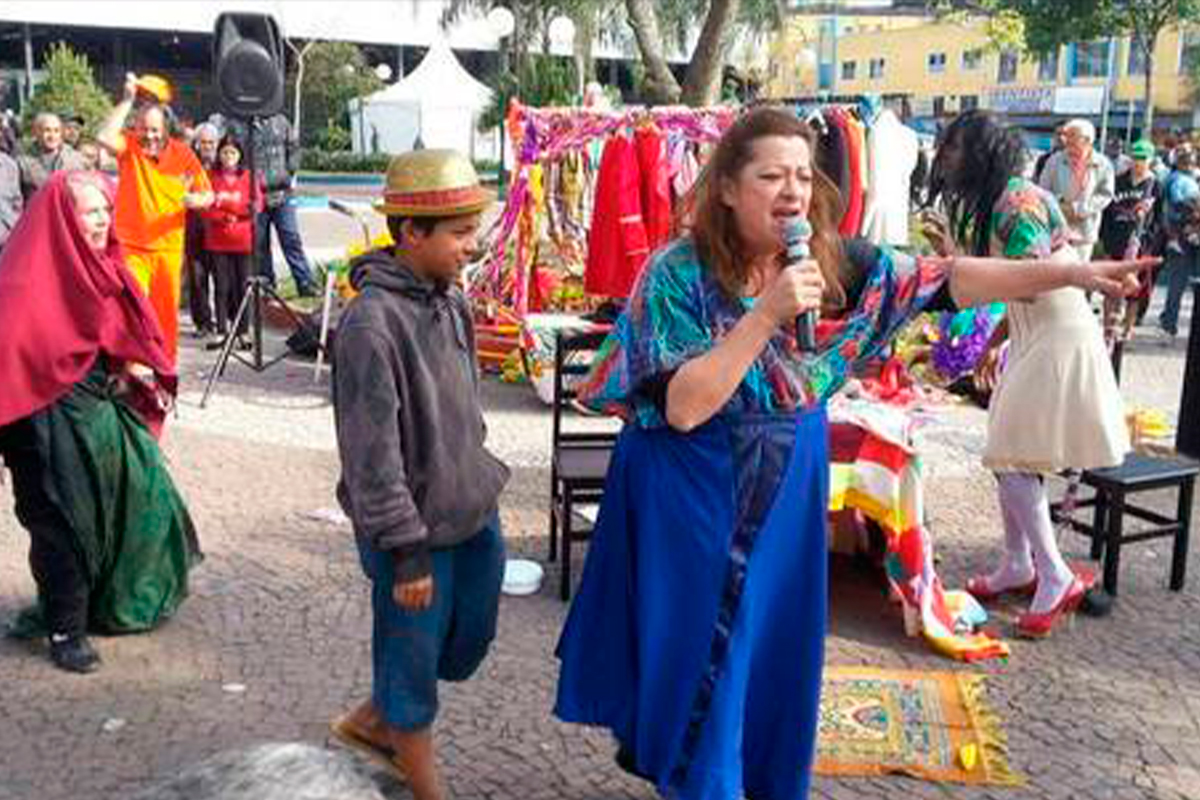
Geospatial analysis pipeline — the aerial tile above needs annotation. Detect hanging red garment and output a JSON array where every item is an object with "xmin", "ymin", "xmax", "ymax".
[
  {"xmin": 635, "ymin": 127, "xmax": 672, "ymax": 253},
  {"xmin": 834, "ymin": 109, "xmax": 866, "ymax": 238},
  {"xmin": 585, "ymin": 135, "xmax": 650, "ymax": 299}
]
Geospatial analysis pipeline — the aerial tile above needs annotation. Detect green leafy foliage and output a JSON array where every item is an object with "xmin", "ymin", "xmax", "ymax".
[
  {"xmin": 478, "ymin": 54, "xmax": 580, "ymax": 130},
  {"xmin": 299, "ymin": 150, "xmax": 392, "ymax": 173},
  {"xmin": 298, "ymin": 41, "xmax": 384, "ymax": 147},
  {"xmin": 23, "ymin": 42, "xmax": 112, "ymax": 141}
]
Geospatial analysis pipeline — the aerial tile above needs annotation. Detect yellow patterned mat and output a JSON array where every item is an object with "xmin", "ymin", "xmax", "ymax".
[{"xmin": 815, "ymin": 666, "xmax": 1022, "ymax": 786}]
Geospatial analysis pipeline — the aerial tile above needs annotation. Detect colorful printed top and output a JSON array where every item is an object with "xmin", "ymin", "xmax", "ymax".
[
  {"xmin": 578, "ymin": 236, "xmax": 949, "ymax": 428},
  {"xmin": 991, "ymin": 177, "xmax": 1070, "ymax": 259}
]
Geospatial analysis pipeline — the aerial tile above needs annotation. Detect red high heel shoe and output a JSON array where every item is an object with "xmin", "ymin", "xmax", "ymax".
[
  {"xmin": 965, "ymin": 574, "xmax": 1037, "ymax": 602},
  {"xmin": 1015, "ymin": 576, "xmax": 1088, "ymax": 639}
]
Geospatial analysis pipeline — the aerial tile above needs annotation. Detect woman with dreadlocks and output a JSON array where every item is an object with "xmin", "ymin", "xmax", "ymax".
[{"xmin": 925, "ymin": 110, "xmax": 1130, "ymax": 638}]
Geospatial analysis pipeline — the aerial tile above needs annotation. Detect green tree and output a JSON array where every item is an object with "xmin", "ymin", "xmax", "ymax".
[
  {"xmin": 447, "ymin": 0, "xmax": 785, "ymax": 107},
  {"xmin": 478, "ymin": 55, "xmax": 579, "ymax": 130},
  {"xmin": 931, "ymin": 0, "xmax": 1200, "ymax": 131},
  {"xmin": 24, "ymin": 42, "xmax": 112, "ymax": 140},
  {"xmin": 298, "ymin": 41, "xmax": 384, "ymax": 148}
]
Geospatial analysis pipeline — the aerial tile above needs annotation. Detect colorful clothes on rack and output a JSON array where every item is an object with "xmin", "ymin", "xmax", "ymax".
[
  {"xmin": 862, "ymin": 109, "xmax": 920, "ymax": 247},
  {"xmin": 635, "ymin": 128, "xmax": 673, "ymax": 253},
  {"xmin": 832, "ymin": 109, "xmax": 865, "ymax": 238},
  {"xmin": 584, "ymin": 135, "xmax": 650, "ymax": 299}
]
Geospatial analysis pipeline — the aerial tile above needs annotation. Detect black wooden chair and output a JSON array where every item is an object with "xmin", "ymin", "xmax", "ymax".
[
  {"xmin": 548, "ymin": 328, "xmax": 618, "ymax": 601},
  {"xmin": 1053, "ymin": 309, "xmax": 1200, "ymax": 596},
  {"xmin": 1054, "ymin": 453, "xmax": 1197, "ymax": 595}
]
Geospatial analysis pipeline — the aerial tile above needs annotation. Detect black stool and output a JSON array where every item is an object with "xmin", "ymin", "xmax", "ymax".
[{"xmin": 1055, "ymin": 453, "xmax": 1198, "ymax": 596}]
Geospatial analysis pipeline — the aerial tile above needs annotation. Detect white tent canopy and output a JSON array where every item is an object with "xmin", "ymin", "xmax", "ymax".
[{"xmin": 349, "ymin": 38, "xmax": 497, "ymax": 160}]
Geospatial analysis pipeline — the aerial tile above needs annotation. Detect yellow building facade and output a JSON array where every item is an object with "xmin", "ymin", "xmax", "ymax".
[{"xmin": 768, "ymin": 16, "xmax": 1200, "ymax": 129}]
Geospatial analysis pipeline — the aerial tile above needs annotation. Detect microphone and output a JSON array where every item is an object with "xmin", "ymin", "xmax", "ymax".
[{"xmin": 782, "ymin": 216, "xmax": 816, "ymax": 352}]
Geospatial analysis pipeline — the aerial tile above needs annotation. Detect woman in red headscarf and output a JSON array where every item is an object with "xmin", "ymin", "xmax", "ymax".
[{"xmin": 0, "ymin": 171, "xmax": 200, "ymax": 674}]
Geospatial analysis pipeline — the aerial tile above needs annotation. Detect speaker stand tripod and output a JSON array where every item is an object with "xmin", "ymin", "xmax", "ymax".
[
  {"xmin": 199, "ymin": 273, "xmax": 316, "ymax": 407},
  {"xmin": 198, "ymin": 112, "xmax": 327, "ymax": 409}
]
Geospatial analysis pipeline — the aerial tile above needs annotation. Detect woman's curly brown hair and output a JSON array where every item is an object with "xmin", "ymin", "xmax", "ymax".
[{"xmin": 677, "ymin": 107, "xmax": 845, "ymax": 308}]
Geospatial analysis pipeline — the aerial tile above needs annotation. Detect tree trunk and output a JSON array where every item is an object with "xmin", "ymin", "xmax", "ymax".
[
  {"xmin": 575, "ymin": 9, "xmax": 597, "ymax": 87},
  {"xmin": 1143, "ymin": 48, "xmax": 1156, "ymax": 133},
  {"xmin": 624, "ymin": 0, "xmax": 682, "ymax": 104},
  {"xmin": 681, "ymin": 0, "xmax": 741, "ymax": 107}
]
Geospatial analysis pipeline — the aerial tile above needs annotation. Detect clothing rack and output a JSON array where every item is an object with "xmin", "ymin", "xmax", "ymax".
[{"xmin": 469, "ymin": 101, "xmax": 737, "ymax": 318}]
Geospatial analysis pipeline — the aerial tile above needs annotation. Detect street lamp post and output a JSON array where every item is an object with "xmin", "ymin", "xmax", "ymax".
[
  {"xmin": 548, "ymin": 15, "xmax": 579, "ymax": 100},
  {"xmin": 487, "ymin": 6, "xmax": 516, "ymax": 199}
]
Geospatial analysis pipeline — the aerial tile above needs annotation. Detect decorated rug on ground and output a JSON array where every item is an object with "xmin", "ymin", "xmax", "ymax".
[{"xmin": 815, "ymin": 667, "xmax": 1022, "ymax": 786}]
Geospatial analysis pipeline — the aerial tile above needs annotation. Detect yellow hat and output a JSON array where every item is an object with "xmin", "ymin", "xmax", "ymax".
[
  {"xmin": 136, "ymin": 74, "xmax": 173, "ymax": 104},
  {"xmin": 374, "ymin": 149, "xmax": 493, "ymax": 217}
]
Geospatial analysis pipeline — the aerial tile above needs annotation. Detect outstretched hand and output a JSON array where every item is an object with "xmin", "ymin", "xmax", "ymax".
[{"xmin": 1077, "ymin": 256, "xmax": 1160, "ymax": 298}]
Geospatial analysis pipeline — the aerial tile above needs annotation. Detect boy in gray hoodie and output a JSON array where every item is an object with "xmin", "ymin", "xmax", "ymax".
[{"xmin": 330, "ymin": 150, "xmax": 508, "ymax": 800}]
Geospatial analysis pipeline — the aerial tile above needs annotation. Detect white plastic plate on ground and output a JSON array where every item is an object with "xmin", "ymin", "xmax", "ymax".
[{"xmin": 502, "ymin": 559, "xmax": 544, "ymax": 596}]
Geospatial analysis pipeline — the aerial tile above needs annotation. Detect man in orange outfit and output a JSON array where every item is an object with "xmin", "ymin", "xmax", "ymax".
[{"xmin": 98, "ymin": 73, "xmax": 213, "ymax": 364}]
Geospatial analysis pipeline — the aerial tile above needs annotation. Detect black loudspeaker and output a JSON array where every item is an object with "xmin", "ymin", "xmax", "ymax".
[{"xmin": 213, "ymin": 13, "xmax": 285, "ymax": 117}]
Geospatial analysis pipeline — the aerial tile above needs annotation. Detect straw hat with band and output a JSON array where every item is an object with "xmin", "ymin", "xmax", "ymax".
[{"xmin": 375, "ymin": 149, "xmax": 493, "ymax": 217}]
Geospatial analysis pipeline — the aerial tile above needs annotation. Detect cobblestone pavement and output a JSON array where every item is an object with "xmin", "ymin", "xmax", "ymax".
[{"xmin": 1, "ymin": 282, "xmax": 1197, "ymax": 800}]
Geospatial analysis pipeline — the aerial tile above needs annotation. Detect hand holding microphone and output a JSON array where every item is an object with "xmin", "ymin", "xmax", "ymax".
[
  {"xmin": 753, "ymin": 217, "xmax": 824, "ymax": 348},
  {"xmin": 781, "ymin": 217, "xmax": 819, "ymax": 351}
]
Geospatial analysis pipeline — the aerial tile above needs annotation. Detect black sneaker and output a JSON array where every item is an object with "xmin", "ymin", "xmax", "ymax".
[{"xmin": 48, "ymin": 633, "xmax": 101, "ymax": 674}]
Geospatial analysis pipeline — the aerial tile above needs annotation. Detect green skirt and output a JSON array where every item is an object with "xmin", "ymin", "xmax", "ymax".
[{"xmin": 11, "ymin": 364, "xmax": 201, "ymax": 636}]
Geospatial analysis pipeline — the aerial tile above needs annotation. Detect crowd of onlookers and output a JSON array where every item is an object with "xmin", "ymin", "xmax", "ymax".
[
  {"xmin": 0, "ymin": 100, "xmax": 317, "ymax": 349},
  {"xmin": 1029, "ymin": 120, "xmax": 1200, "ymax": 339}
]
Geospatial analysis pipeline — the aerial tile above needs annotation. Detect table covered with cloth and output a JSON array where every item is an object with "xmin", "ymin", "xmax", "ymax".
[{"xmin": 828, "ymin": 399, "xmax": 1008, "ymax": 661}]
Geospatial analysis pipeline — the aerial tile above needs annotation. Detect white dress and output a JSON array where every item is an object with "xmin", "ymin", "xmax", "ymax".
[{"xmin": 981, "ymin": 179, "xmax": 1129, "ymax": 473}]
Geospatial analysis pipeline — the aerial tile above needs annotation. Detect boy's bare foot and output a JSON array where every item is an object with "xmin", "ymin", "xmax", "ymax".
[{"xmin": 389, "ymin": 727, "xmax": 445, "ymax": 800}]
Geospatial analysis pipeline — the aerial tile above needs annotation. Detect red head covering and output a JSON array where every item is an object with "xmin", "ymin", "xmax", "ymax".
[{"xmin": 0, "ymin": 171, "xmax": 176, "ymax": 429}]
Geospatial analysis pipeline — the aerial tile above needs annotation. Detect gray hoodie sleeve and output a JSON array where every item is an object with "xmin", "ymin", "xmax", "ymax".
[{"xmin": 333, "ymin": 323, "xmax": 431, "ymax": 580}]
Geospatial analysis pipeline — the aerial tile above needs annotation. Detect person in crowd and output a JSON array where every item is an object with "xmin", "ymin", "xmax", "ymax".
[
  {"xmin": 925, "ymin": 109, "xmax": 1131, "ymax": 640},
  {"xmin": 1158, "ymin": 146, "xmax": 1200, "ymax": 339},
  {"xmin": 62, "ymin": 113, "xmax": 85, "ymax": 148},
  {"xmin": 185, "ymin": 122, "xmax": 221, "ymax": 339},
  {"xmin": 0, "ymin": 133, "xmax": 20, "ymax": 254},
  {"xmin": 230, "ymin": 112, "xmax": 317, "ymax": 296},
  {"xmin": 97, "ymin": 73, "xmax": 213, "ymax": 365},
  {"xmin": 0, "ymin": 110, "xmax": 18, "ymax": 157},
  {"xmin": 1034, "ymin": 123, "xmax": 1066, "ymax": 183},
  {"xmin": 77, "ymin": 140, "xmax": 103, "ymax": 171},
  {"xmin": 328, "ymin": 149, "xmax": 508, "ymax": 800},
  {"xmin": 202, "ymin": 134, "xmax": 260, "ymax": 350},
  {"xmin": 1038, "ymin": 119, "xmax": 1115, "ymax": 263},
  {"xmin": 1105, "ymin": 137, "xmax": 1132, "ymax": 177},
  {"xmin": 554, "ymin": 107, "xmax": 1151, "ymax": 800},
  {"xmin": 0, "ymin": 171, "xmax": 201, "ymax": 674},
  {"xmin": 16, "ymin": 112, "xmax": 86, "ymax": 201},
  {"xmin": 1099, "ymin": 138, "xmax": 1161, "ymax": 334}
]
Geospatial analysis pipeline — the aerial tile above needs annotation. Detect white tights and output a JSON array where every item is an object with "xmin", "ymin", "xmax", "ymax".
[{"xmin": 989, "ymin": 472, "xmax": 1075, "ymax": 613}]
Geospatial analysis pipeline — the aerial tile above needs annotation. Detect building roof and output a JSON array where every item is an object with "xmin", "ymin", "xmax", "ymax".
[{"xmin": 0, "ymin": 0, "xmax": 644, "ymax": 58}]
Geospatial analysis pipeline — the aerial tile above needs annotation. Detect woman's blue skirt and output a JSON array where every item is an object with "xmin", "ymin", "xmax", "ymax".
[{"xmin": 555, "ymin": 409, "xmax": 829, "ymax": 800}]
